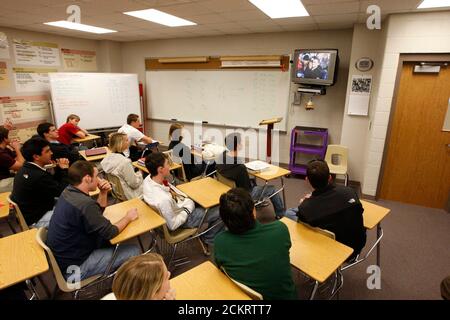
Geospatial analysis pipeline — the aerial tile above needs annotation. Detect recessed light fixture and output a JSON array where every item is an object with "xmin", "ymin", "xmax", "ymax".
[
  {"xmin": 248, "ymin": 0, "xmax": 309, "ymax": 19},
  {"xmin": 44, "ymin": 21, "xmax": 116, "ymax": 34},
  {"xmin": 417, "ymin": 0, "xmax": 450, "ymax": 9},
  {"xmin": 123, "ymin": 9, "xmax": 196, "ymax": 27}
]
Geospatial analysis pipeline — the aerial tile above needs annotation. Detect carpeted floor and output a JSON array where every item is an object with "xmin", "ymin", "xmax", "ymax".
[{"xmin": 1, "ymin": 174, "xmax": 449, "ymax": 300}]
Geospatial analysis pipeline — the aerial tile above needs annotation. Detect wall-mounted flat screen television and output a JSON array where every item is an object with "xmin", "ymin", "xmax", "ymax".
[{"xmin": 292, "ymin": 49, "xmax": 339, "ymax": 86}]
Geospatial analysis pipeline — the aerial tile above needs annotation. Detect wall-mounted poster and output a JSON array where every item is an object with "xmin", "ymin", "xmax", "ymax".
[
  {"xmin": 13, "ymin": 39, "xmax": 60, "ymax": 67},
  {"xmin": 62, "ymin": 48, "xmax": 97, "ymax": 71},
  {"xmin": 13, "ymin": 67, "xmax": 57, "ymax": 92},
  {"xmin": 0, "ymin": 61, "xmax": 10, "ymax": 88},
  {"xmin": 347, "ymin": 75, "xmax": 373, "ymax": 116}
]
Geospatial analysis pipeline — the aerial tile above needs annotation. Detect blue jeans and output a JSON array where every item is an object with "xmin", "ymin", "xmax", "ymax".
[
  {"xmin": 251, "ymin": 185, "xmax": 285, "ymax": 217},
  {"xmin": 285, "ymin": 207, "xmax": 299, "ymax": 221},
  {"xmin": 183, "ymin": 206, "xmax": 224, "ymax": 244},
  {"xmin": 33, "ymin": 210, "xmax": 54, "ymax": 228},
  {"xmin": 78, "ymin": 244, "xmax": 140, "ymax": 280}
]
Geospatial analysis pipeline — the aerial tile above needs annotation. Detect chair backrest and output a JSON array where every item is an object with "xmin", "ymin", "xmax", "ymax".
[
  {"xmin": 216, "ymin": 172, "xmax": 236, "ymax": 188},
  {"xmin": 7, "ymin": 195, "xmax": 29, "ymax": 231},
  {"xmin": 146, "ymin": 203, "xmax": 197, "ymax": 244},
  {"xmin": 35, "ymin": 227, "xmax": 74, "ymax": 292},
  {"xmin": 325, "ymin": 144, "xmax": 348, "ymax": 169},
  {"xmin": 221, "ymin": 267, "xmax": 263, "ymax": 300},
  {"xmin": 164, "ymin": 149, "xmax": 187, "ymax": 182},
  {"xmin": 105, "ymin": 173, "xmax": 127, "ymax": 202}
]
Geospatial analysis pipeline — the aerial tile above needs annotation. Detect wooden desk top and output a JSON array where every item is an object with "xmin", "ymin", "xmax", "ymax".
[
  {"xmin": 0, "ymin": 191, "xmax": 11, "ymax": 219},
  {"xmin": 248, "ymin": 164, "xmax": 291, "ymax": 181},
  {"xmin": 177, "ymin": 177, "xmax": 230, "ymax": 209},
  {"xmin": 361, "ymin": 200, "xmax": 390, "ymax": 230},
  {"xmin": 79, "ymin": 147, "xmax": 111, "ymax": 161},
  {"xmin": 0, "ymin": 229, "xmax": 49, "ymax": 290},
  {"xmin": 73, "ymin": 134, "xmax": 100, "ymax": 143},
  {"xmin": 170, "ymin": 261, "xmax": 251, "ymax": 300},
  {"xmin": 259, "ymin": 117, "xmax": 282, "ymax": 125},
  {"xmin": 132, "ymin": 161, "xmax": 182, "ymax": 174},
  {"xmin": 103, "ymin": 198, "xmax": 166, "ymax": 245},
  {"xmin": 281, "ymin": 217, "xmax": 353, "ymax": 283}
]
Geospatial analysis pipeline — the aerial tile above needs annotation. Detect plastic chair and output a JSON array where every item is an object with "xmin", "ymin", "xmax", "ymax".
[
  {"xmin": 105, "ymin": 173, "xmax": 128, "ymax": 202},
  {"xmin": 7, "ymin": 195, "xmax": 29, "ymax": 232},
  {"xmin": 164, "ymin": 150, "xmax": 187, "ymax": 182},
  {"xmin": 325, "ymin": 145, "xmax": 349, "ymax": 186},
  {"xmin": 35, "ymin": 227, "xmax": 110, "ymax": 299},
  {"xmin": 221, "ymin": 267, "xmax": 263, "ymax": 300},
  {"xmin": 147, "ymin": 203, "xmax": 220, "ymax": 270}
]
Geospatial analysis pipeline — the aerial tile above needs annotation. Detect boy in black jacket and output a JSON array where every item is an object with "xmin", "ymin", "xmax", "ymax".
[{"xmin": 11, "ymin": 137, "xmax": 69, "ymax": 227}]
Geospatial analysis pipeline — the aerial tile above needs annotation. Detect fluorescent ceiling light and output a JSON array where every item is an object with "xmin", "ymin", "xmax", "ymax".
[
  {"xmin": 248, "ymin": 0, "xmax": 309, "ymax": 18},
  {"xmin": 123, "ymin": 9, "xmax": 196, "ymax": 27},
  {"xmin": 44, "ymin": 21, "xmax": 116, "ymax": 34},
  {"xmin": 418, "ymin": 0, "xmax": 450, "ymax": 9}
]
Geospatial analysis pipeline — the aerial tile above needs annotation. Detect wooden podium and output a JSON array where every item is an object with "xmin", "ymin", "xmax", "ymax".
[{"xmin": 259, "ymin": 117, "xmax": 282, "ymax": 163}]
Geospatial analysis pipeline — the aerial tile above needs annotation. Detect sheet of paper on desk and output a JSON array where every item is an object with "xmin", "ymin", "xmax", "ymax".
[
  {"xmin": 203, "ymin": 144, "xmax": 226, "ymax": 157},
  {"xmin": 245, "ymin": 160, "xmax": 270, "ymax": 172}
]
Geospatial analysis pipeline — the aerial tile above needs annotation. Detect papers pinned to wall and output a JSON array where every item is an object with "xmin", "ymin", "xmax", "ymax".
[{"xmin": 348, "ymin": 75, "xmax": 372, "ymax": 116}]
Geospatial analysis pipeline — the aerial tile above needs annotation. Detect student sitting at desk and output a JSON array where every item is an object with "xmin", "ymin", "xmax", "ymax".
[
  {"xmin": 106, "ymin": 253, "xmax": 175, "ymax": 300},
  {"xmin": 214, "ymin": 188, "xmax": 297, "ymax": 300},
  {"xmin": 286, "ymin": 160, "xmax": 366, "ymax": 260},
  {"xmin": 47, "ymin": 160, "xmax": 140, "ymax": 281},
  {"xmin": 0, "ymin": 125, "xmax": 25, "ymax": 193},
  {"xmin": 101, "ymin": 132, "xmax": 143, "ymax": 200},
  {"xmin": 11, "ymin": 137, "xmax": 69, "ymax": 227},
  {"xmin": 57, "ymin": 114, "xmax": 89, "ymax": 146},
  {"xmin": 216, "ymin": 132, "xmax": 285, "ymax": 218},
  {"xmin": 37, "ymin": 122, "xmax": 81, "ymax": 165},
  {"xmin": 168, "ymin": 123, "xmax": 206, "ymax": 181},
  {"xmin": 143, "ymin": 152, "xmax": 224, "ymax": 250},
  {"xmin": 118, "ymin": 113, "xmax": 157, "ymax": 161}
]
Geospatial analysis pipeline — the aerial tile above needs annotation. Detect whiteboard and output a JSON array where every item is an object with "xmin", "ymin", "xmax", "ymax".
[
  {"xmin": 146, "ymin": 70, "xmax": 290, "ymax": 130},
  {"xmin": 49, "ymin": 73, "xmax": 141, "ymax": 130}
]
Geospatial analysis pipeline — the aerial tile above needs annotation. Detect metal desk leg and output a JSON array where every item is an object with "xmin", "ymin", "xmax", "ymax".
[
  {"xmin": 281, "ymin": 177, "xmax": 287, "ymax": 210},
  {"xmin": 376, "ymin": 223, "xmax": 381, "ymax": 268},
  {"xmin": 257, "ymin": 181, "xmax": 268, "ymax": 202},
  {"xmin": 309, "ymin": 280, "xmax": 319, "ymax": 300}
]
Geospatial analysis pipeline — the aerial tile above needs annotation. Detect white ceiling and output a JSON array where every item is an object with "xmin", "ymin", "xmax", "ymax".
[{"xmin": 0, "ymin": 0, "xmax": 445, "ymax": 42}]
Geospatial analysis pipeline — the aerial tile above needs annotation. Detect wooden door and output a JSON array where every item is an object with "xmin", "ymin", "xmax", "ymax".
[{"xmin": 379, "ymin": 63, "xmax": 450, "ymax": 209}]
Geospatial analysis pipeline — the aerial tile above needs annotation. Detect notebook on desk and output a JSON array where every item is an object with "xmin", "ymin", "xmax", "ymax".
[
  {"xmin": 85, "ymin": 148, "xmax": 107, "ymax": 157},
  {"xmin": 245, "ymin": 160, "xmax": 271, "ymax": 172}
]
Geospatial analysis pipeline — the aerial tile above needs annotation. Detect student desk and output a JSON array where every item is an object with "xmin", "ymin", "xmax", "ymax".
[
  {"xmin": 361, "ymin": 200, "xmax": 390, "ymax": 268},
  {"xmin": 177, "ymin": 177, "xmax": 230, "ymax": 209},
  {"xmin": 248, "ymin": 164, "xmax": 291, "ymax": 210},
  {"xmin": 73, "ymin": 134, "xmax": 100, "ymax": 144},
  {"xmin": 280, "ymin": 217, "xmax": 353, "ymax": 299},
  {"xmin": 0, "ymin": 192, "xmax": 13, "ymax": 232},
  {"xmin": 103, "ymin": 198, "xmax": 166, "ymax": 245},
  {"xmin": 170, "ymin": 261, "xmax": 251, "ymax": 300},
  {"xmin": 79, "ymin": 147, "xmax": 110, "ymax": 162},
  {"xmin": 0, "ymin": 229, "xmax": 49, "ymax": 298},
  {"xmin": 132, "ymin": 161, "xmax": 183, "ymax": 174}
]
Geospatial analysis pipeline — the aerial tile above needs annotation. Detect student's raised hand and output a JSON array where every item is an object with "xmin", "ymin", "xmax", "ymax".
[
  {"xmin": 9, "ymin": 139, "xmax": 21, "ymax": 150},
  {"xmin": 97, "ymin": 178, "xmax": 112, "ymax": 193},
  {"xmin": 163, "ymin": 288, "xmax": 176, "ymax": 300},
  {"xmin": 56, "ymin": 158, "xmax": 70, "ymax": 169},
  {"xmin": 126, "ymin": 208, "xmax": 138, "ymax": 222}
]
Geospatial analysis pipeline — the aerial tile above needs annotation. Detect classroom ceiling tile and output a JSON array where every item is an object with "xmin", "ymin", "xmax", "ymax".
[
  {"xmin": 279, "ymin": 24, "xmax": 319, "ymax": 32},
  {"xmin": 218, "ymin": 10, "xmax": 269, "ymax": 22},
  {"xmin": 314, "ymin": 13, "xmax": 359, "ymax": 24},
  {"xmin": 152, "ymin": 2, "xmax": 213, "ymax": 16},
  {"xmin": 273, "ymin": 16, "xmax": 316, "ymax": 26},
  {"xmin": 360, "ymin": 0, "xmax": 423, "ymax": 12},
  {"xmin": 305, "ymin": 1, "xmax": 361, "ymax": 16},
  {"xmin": 318, "ymin": 22, "xmax": 356, "ymax": 30},
  {"xmin": 198, "ymin": 0, "xmax": 255, "ymax": 13},
  {"xmin": 187, "ymin": 13, "xmax": 231, "ymax": 25}
]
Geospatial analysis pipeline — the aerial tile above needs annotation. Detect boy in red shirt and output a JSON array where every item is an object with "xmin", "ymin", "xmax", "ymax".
[{"xmin": 57, "ymin": 114, "xmax": 89, "ymax": 145}]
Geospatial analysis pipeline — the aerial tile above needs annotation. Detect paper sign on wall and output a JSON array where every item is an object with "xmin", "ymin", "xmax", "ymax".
[
  {"xmin": 0, "ymin": 61, "xmax": 10, "ymax": 88},
  {"xmin": 0, "ymin": 33, "xmax": 10, "ymax": 59},
  {"xmin": 13, "ymin": 39, "xmax": 60, "ymax": 67},
  {"xmin": 13, "ymin": 67, "xmax": 56, "ymax": 92},
  {"xmin": 348, "ymin": 75, "xmax": 372, "ymax": 116},
  {"xmin": 62, "ymin": 48, "xmax": 97, "ymax": 71},
  {"xmin": 0, "ymin": 95, "xmax": 50, "ymax": 123}
]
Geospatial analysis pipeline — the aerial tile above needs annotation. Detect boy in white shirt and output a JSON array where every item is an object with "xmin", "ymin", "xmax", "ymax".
[
  {"xmin": 142, "ymin": 152, "xmax": 224, "ymax": 248},
  {"xmin": 118, "ymin": 114, "xmax": 157, "ymax": 160}
]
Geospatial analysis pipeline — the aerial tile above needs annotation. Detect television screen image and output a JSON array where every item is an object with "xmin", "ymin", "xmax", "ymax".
[
  {"xmin": 292, "ymin": 49, "xmax": 338, "ymax": 86},
  {"xmin": 296, "ymin": 53, "xmax": 331, "ymax": 80}
]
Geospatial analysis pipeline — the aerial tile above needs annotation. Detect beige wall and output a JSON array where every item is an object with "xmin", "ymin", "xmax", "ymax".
[
  {"xmin": 121, "ymin": 30, "xmax": 353, "ymax": 164},
  {"xmin": 361, "ymin": 11, "xmax": 450, "ymax": 196},
  {"xmin": 339, "ymin": 24, "xmax": 384, "ymax": 183}
]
